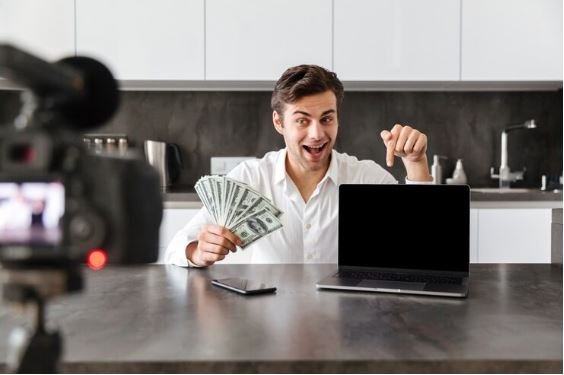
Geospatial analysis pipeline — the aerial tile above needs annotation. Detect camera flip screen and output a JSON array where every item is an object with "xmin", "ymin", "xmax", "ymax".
[{"xmin": 0, "ymin": 182, "xmax": 64, "ymax": 246}]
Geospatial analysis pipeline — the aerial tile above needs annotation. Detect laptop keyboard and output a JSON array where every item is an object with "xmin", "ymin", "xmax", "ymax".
[{"xmin": 338, "ymin": 270, "xmax": 463, "ymax": 285}]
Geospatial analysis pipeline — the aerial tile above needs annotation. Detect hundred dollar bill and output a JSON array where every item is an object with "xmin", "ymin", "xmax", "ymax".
[
  {"xmin": 195, "ymin": 177, "xmax": 218, "ymax": 222},
  {"xmin": 223, "ymin": 183, "xmax": 244, "ymax": 227},
  {"xmin": 230, "ymin": 208, "xmax": 283, "ymax": 248},
  {"xmin": 229, "ymin": 193, "xmax": 282, "ymax": 228},
  {"xmin": 225, "ymin": 187, "xmax": 259, "ymax": 228},
  {"xmin": 222, "ymin": 178, "xmax": 236, "ymax": 226},
  {"xmin": 230, "ymin": 181, "xmax": 282, "ymax": 219}
]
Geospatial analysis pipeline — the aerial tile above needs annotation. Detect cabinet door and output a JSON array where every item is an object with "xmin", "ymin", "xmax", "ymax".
[
  {"xmin": 158, "ymin": 208, "xmax": 200, "ymax": 263},
  {"xmin": 462, "ymin": 0, "xmax": 562, "ymax": 80},
  {"xmin": 0, "ymin": 0, "xmax": 75, "ymax": 61},
  {"xmin": 334, "ymin": 0, "xmax": 460, "ymax": 80},
  {"xmin": 478, "ymin": 209, "xmax": 552, "ymax": 263},
  {"xmin": 76, "ymin": 0, "xmax": 204, "ymax": 80},
  {"xmin": 206, "ymin": 0, "xmax": 332, "ymax": 80},
  {"xmin": 470, "ymin": 209, "xmax": 478, "ymax": 263}
]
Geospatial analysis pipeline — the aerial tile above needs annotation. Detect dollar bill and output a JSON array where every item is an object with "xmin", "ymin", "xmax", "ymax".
[
  {"xmin": 230, "ymin": 208, "xmax": 283, "ymax": 248},
  {"xmin": 195, "ymin": 177, "xmax": 217, "ymax": 222}
]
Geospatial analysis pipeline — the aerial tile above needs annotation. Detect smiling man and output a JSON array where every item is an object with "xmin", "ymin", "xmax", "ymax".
[{"xmin": 166, "ymin": 65, "xmax": 433, "ymax": 267}]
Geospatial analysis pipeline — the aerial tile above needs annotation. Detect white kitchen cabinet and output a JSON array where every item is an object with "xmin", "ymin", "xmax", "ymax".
[
  {"xmin": 470, "ymin": 209, "xmax": 478, "ymax": 263},
  {"xmin": 76, "ymin": 0, "xmax": 204, "ymax": 80},
  {"xmin": 206, "ymin": 0, "xmax": 332, "ymax": 80},
  {"xmin": 334, "ymin": 0, "xmax": 460, "ymax": 81},
  {"xmin": 0, "ymin": 0, "xmax": 75, "ymax": 61},
  {"xmin": 462, "ymin": 0, "xmax": 562, "ymax": 81},
  {"xmin": 158, "ymin": 208, "xmax": 200, "ymax": 263},
  {"xmin": 477, "ymin": 209, "xmax": 552, "ymax": 263}
]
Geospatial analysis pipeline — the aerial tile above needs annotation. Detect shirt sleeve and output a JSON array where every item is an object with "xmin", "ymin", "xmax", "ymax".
[{"xmin": 405, "ymin": 177, "xmax": 435, "ymax": 184}]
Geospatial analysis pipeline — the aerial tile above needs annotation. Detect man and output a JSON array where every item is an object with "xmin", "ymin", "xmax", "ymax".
[{"xmin": 166, "ymin": 65, "xmax": 433, "ymax": 267}]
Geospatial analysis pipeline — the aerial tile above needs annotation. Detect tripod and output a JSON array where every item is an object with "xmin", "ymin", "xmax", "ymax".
[
  {"xmin": 7, "ymin": 291, "xmax": 62, "ymax": 373},
  {"xmin": 2, "ymin": 265, "xmax": 82, "ymax": 373}
]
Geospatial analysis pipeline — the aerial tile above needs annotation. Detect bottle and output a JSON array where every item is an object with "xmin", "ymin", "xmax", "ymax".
[
  {"xmin": 451, "ymin": 159, "xmax": 467, "ymax": 184},
  {"xmin": 431, "ymin": 155, "xmax": 442, "ymax": 184},
  {"xmin": 118, "ymin": 138, "xmax": 128, "ymax": 156},
  {"xmin": 93, "ymin": 138, "xmax": 104, "ymax": 154},
  {"xmin": 541, "ymin": 175, "xmax": 547, "ymax": 191},
  {"xmin": 106, "ymin": 137, "xmax": 117, "ymax": 153},
  {"xmin": 82, "ymin": 137, "xmax": 92, "ymax": 150}
]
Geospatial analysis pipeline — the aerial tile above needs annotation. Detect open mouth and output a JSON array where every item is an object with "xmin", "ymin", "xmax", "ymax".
[{"xmin": 303, "ymin": 143, "xmax": 327, "ymax": 156}]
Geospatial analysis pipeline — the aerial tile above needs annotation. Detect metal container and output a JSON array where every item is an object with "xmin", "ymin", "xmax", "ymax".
[{"xmin": 143, "ymin": 140, "xmax": 182, "ymax": 191}]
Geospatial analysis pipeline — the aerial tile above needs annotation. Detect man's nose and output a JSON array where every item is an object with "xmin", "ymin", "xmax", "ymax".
[{"xmin": 308, "ymin": 121, "xmax": 323, "ymax": 139}]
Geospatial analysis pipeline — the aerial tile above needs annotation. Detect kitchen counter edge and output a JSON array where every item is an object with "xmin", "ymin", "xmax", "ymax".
[{"xmin": 163, "ymin": 192, "xmax": 563, "ymax": 209}]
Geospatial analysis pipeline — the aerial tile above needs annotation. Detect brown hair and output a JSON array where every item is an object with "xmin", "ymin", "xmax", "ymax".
[{"xmin": 271, "ymin": 65, "xmax": 344, "ymax": 117}]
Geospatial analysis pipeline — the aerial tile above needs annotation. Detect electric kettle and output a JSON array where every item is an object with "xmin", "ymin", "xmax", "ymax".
[{"xmin": 143, "ymin": 140, "xmax": 182, "ymax": 191}]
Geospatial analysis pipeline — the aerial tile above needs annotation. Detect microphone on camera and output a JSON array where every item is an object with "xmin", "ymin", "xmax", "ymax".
[{"xmin": 0, "ymin": 44, "xmax": 119, "ymax": 130}]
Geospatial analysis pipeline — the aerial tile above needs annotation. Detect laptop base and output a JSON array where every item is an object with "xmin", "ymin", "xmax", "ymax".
[{"xmin": 316, "ymin": 272, "xmax": 468, "ymax": 298}]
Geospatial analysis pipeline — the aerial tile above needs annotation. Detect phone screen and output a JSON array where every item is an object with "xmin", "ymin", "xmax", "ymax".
[{"xmin": 211, "ymin": 278, "xmax": 276, "ymax": 295}]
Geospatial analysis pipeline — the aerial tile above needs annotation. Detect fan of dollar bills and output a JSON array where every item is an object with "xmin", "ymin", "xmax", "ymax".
[{"xmin": 194, "ymin": 176, "xmax": 283, "ymax": 248}]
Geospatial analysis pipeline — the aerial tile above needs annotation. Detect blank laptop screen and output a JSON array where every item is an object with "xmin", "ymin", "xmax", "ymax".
[{"xmin": 338, "ymin": 184, "xmax": 470, "ymax": 273}]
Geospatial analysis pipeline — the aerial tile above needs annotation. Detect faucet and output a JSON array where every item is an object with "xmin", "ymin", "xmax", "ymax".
[{"xmin": 490, "ymin": 119, "xmax": 537, "ymax": 188}]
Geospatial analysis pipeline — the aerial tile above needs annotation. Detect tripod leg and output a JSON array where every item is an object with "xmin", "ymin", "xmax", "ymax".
[
  {"xmin": 7, "ymin": 299, "xmax": 62, "ymax": 373},
  {"xmin": 8, "ymin": 327, "xmax": 62, "ymax": 373}
]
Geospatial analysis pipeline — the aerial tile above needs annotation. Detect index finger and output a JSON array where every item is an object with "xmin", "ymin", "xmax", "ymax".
[
  {"xmin": 380, "ymin": 130, "xmax": 395, "ymax": 167},
  {"xmin": 386, "ymin": 124, "xmax": 403, "ymax": 167},
  {"xmin": 386, "ymin": 136, "xmax": 396, "ymax": 167},
  {"xmin": 205, "ymin": 224, "xmax": 241, "ymax": 247}
]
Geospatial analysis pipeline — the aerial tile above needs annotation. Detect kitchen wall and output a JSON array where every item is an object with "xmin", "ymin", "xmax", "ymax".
[{"xmin": 0, "ymin": 90, "xmax": 561, "ymax": 188}]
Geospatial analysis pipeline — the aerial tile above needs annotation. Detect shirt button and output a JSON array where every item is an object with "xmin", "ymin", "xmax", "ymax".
[{"xmin": 305, "ymin": 223, "xmax": 311, "ymax": 230}]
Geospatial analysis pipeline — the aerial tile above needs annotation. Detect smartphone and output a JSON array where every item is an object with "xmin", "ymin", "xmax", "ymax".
[{"xmin": 211, "ymin": 278, "xmax": 277, "ymax": 295}]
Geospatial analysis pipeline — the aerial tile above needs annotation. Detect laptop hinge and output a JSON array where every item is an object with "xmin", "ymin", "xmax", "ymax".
[{"xmin": 337, "ymin": 265, "xmax": 468, "ymax": 278}]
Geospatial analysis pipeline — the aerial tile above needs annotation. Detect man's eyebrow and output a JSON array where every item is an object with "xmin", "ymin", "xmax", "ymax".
[{"xmin": 292, "ymin": 109, "xmax": 336, "ymax": 117}]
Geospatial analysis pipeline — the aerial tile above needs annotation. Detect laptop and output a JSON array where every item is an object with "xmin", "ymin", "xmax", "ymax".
[{"xmin": 316, "ymin": 184, "xmax": 470, "ymax": 298}]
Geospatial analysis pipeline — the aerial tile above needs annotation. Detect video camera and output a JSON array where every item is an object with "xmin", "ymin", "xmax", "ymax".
[{"xmin": 0, "ymin": 44, "xmax": 162, "ymax": 372}]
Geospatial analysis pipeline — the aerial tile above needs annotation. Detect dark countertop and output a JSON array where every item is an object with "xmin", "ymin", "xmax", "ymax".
[{"xmin": 0, "ymin": 264, "xmax": 561, "ymax": 373}]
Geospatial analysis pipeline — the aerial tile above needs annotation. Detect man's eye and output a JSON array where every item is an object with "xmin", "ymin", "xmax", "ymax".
[
  {"xmin": 297, "ymin": 118, "xmax": 308, "ymax": 125},
  {"xmin": 321, "ymin": 117, "xmax": 333, "ymax": 124}
]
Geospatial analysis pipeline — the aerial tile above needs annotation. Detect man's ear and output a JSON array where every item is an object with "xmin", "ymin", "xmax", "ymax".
[{"xmin": 273, "ymin": 111, "xmax": 284, "ymax": 135}]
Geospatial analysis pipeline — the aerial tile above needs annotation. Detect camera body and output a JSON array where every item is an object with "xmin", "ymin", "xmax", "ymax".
[
  {"xmin": 0, "ymin": 44, "xmax": 162, "ymax": 271},
  {"xmin": 0, "ymin": 125, "xmax": 162, "ymax": 267}
]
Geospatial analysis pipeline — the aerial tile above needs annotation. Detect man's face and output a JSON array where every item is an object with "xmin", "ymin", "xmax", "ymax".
[{"xmin": 273, "ymin": 90, "xmax": 338, "ymax": 174}]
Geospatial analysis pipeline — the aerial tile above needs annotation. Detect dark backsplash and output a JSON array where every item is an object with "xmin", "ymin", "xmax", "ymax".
[{"xmin": 1, "ymin": 90, "xmax": 561, "ymax": 188}]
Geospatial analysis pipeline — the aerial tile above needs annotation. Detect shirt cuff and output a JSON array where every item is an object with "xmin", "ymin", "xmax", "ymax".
[
  {"xmin": 405, "ymin": 177, "xmax": 435, "ymax": 184},
  {"xmin": 186, "ymin": 241, "xmax": 206, "ymax": 268}
]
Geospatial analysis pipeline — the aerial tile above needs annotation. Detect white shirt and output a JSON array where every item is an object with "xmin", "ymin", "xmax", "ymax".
[{"xmin": 165, "ymin": 148, "xmax": 400, "ymax": 266}]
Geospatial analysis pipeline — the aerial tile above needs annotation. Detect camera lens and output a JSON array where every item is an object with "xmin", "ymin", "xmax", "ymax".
[{"xmin": 9, "ymin": 143, "xmax": 36, "ymax": 163}]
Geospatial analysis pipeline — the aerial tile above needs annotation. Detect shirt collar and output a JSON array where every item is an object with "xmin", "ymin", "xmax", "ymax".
[
  {"xmin": 325, "ymin": 149, "xmax": 339, "ymax": 186},
  {"xmin": 274, "ymin": 148, "xmax": 339, "ymax": 186}
]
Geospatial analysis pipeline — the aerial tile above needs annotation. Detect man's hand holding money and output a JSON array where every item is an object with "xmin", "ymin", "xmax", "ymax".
[
  {"xmin": 187, "ymin": 176, "xmax": 284, "ymax": 266},
  {"xmin": 187, "ymin": 224, "xmax": 241, "ymax": 266}
]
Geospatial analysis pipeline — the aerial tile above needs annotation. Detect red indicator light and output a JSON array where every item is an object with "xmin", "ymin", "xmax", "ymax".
[{"xmin": 87, "ymin": 249, "xmax": 107, "ymax": 270}]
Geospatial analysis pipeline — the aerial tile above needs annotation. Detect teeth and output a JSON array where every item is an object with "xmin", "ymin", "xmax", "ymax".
[{"xmin": 308, "ymin": 144, "xmax": 324, "ymax": 149}]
